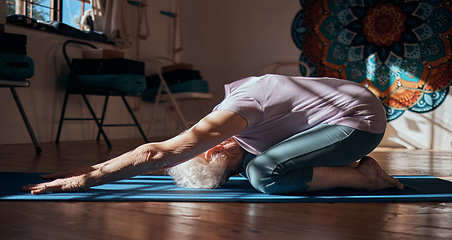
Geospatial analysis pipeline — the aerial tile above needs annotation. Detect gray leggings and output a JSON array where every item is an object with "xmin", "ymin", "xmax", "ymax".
[{"xmin": 243, "ymin": 124, "xmax": 385, "ymax": 194}]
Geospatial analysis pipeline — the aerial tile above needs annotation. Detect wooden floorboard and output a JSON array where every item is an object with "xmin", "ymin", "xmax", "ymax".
[{"xmin": 0, "ymin": 139, "xmax": 451, "ymax": 240}]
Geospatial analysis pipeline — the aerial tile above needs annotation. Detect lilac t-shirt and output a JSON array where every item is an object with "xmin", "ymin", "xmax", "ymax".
[{"xmin": 213, "ymin": 74, "xmax": 387, "ymax": 155}]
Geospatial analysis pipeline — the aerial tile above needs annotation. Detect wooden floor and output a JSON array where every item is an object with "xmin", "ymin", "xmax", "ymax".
[{"xmin": 0, "ymin": 139, "xmax": 451, "ymax": 240}]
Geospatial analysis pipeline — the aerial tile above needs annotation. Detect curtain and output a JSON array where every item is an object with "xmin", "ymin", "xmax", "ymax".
[{"xmin": 90, "ymin": 0, "xmax": 149, "ymax": 48}]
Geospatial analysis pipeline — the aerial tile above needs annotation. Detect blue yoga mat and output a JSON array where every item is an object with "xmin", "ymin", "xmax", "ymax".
[{"xmin": 1, "ymin": 172, "xmax": 452, "ymax": 203}]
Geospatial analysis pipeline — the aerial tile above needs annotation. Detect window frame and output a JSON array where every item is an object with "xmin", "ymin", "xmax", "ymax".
[
  {"xmin": 7, "ymin": 0, "xmax": 94, "ymax": 30},
  {"xmin": 7, "ymin": 0, "xmax": 61, "ymax": 21}
]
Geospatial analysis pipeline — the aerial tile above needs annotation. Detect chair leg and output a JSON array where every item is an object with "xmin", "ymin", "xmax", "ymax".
[
  {"xmin": 96, "ymin": 95, "xmax": 110, "ymax": 141},
  {"xmin": 121, "ymin": 95, "xmax": 149, "ymax": 143},
  {"xmin": 55, "ymin": 89, "xmax": 70, "ymax": 144},
  {"xmin": 156, "ymin": 74, "xmax": 189, "ymax": 129},
  {"xmin": 55, "ymin": 90, "xmax": 111, "ymax": 148},
  {"xmin": 10, "ymin": 87, "xmax": 42, "ymax": 155},
  {"xmin": 148, "ymin": 84, "xmax": 163, "ymax": 137},
  {"xmin": 80, "ymin": 93, "xmax": 112, "ymax": 148}
]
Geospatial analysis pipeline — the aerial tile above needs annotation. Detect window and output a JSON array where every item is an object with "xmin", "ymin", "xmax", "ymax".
[
  {"xmin": 6, "ymin": 0, "xmax": 92, "ymax": 30},
  {"xmin": 6, "ymin": 0, "xmax": 61, "ymax": 22}
]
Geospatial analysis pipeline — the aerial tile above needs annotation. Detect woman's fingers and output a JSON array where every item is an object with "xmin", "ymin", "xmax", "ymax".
[
  {"xmin": 22, "ymin": 183, "xmax": 58, "ymax": 195},
  {"xmin": 22, "ymin": 176, "xmax": 89, "ymax": 195}
]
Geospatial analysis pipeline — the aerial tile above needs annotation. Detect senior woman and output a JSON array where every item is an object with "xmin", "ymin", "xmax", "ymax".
[{"xmin": 23, "ymin": 74, "xmax": 403, "ymax": 195}]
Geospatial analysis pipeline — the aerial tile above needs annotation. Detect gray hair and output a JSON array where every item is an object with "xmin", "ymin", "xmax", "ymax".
[{"xmin": 165, "ymin": 153, "xmax": 231, "ymax": 189}]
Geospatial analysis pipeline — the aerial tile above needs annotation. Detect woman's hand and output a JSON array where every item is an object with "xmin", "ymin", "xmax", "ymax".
[
  {"xmin": 22, "ymin": 167, "xmax": 98, "ymax": 194},
  {"xmin": 23, "ymin": 175, "xmax": 90, "ymax": 195},
  {"xmin": 22, "ymin": 144, "xmax": 166, "ymax": 195}
]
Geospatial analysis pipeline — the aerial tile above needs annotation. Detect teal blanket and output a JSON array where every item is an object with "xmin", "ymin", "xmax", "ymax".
[{"xmin": 0, "ymin": 52, "xmax": 34, "ymax": 79}]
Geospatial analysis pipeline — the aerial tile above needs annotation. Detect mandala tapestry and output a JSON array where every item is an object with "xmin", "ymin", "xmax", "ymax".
[{"xmin": 291, "ymin": 0, "xmax": 452, "ymax": 120}]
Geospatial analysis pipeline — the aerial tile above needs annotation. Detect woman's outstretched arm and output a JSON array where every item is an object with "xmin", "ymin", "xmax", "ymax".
[{"xmin": 22, "ymin": 110, "xmax": 248, "ymax": 194}]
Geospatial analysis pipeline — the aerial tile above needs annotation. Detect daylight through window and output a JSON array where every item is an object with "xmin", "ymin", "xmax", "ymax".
[{"xmin": 5, "ymin": 0, "xmax": 92, "ymax": 30}]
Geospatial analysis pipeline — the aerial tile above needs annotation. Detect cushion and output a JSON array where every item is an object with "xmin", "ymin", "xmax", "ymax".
[
  {"xmin": 7, "ymin": 14, "xmax": 107, "ymax": 43},
  {"xmin": 50, "ymin": 21, "xmax": 107, "ymax": 42}
]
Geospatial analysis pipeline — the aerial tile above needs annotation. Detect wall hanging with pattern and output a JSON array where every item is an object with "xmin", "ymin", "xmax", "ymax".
[{"xmin": 291, "ymin": 0, "xmax": 452, "ymax": 120}]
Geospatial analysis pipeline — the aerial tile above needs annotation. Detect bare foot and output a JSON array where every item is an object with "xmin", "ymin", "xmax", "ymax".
[{"xmin": 357, "ymin": 156, "xmax": 404, "ymax": 191}]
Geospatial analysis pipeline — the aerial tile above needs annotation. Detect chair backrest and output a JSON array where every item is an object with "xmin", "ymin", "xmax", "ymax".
[{"xmin": 62, "ymin": 40, "xmax": 97, "ymax": 72}]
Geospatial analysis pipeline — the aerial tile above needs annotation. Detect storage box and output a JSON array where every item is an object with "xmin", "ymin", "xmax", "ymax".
[
  {"xmin": 161, "ymin": 63, "xmax": 193, "ymax": 73},
  {"xmin": 82, "ymin": 49, "xmax": 125, "ymax": 59},
  {"xmin": 0, "ymin": 32, "xmax": 27, "ymax": 54}
]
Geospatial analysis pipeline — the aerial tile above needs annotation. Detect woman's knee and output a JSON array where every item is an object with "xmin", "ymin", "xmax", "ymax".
[
  {"xmin": 246, "ymin": 161, "xmax": 313, "ymax": 194},
  {"xmin": 247, "ymin": 159, "xmax": 316, "ymax": 194},
  {"xmin": 246, "ymin": 160, "xmax": 279, "ymax": 194}
]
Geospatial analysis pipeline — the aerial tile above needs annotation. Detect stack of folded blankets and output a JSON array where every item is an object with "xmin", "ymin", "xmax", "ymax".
[
  {"xmin": 142, "ymin": 63, "xmax": 210, "ymax": 102},
  {"xmin": 60, "ymin": 48, "xmax": 146, "ymax": 95},
  {"xmin": 0, "ymin": 32, "xmax": 34, "ymax": 80}
]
